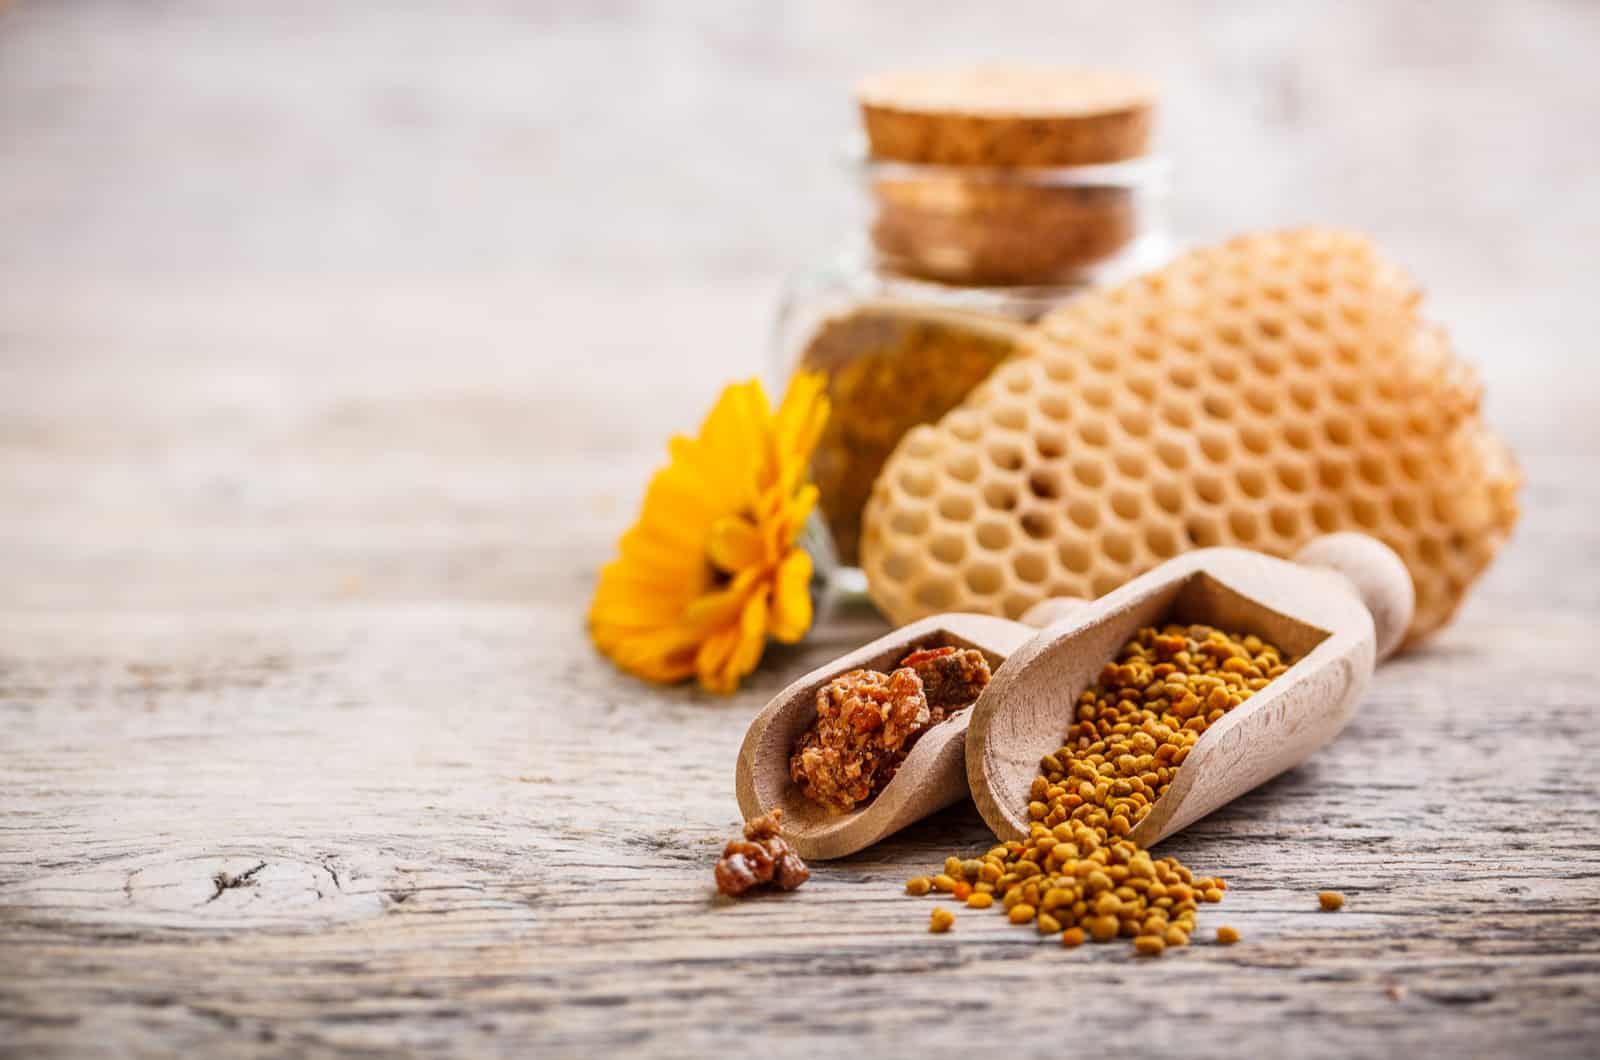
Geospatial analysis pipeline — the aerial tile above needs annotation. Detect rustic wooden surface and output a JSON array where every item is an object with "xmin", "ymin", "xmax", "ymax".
[{"xmin": 3, "ymin": 2, "xmax": 1599, "ymax": 1057}]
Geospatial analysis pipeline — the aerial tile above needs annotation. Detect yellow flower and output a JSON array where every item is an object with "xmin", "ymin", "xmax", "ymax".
[{"xmin": 588, "ymin": 373, "xmax": 829, "ymax": 693}]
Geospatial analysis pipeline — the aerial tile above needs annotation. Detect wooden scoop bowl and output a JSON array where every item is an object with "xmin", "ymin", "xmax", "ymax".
[
  {"xmin": 968, "ymin": 532, "xmax": 1414, "ymax": 848},
  {"xmin": 734, "ymin": 611, "xmax": 1046, "ymax": 861}
]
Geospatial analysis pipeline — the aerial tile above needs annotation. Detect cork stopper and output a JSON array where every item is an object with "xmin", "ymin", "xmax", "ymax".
[{"xmin": 856, "ymin": 65, "xmax": 1159, "ymax": 167}]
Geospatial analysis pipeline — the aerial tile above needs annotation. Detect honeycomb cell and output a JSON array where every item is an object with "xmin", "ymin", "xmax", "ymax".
[
  {"xmin": 1250, "ymin": 347, "xmax": 1284, "ymax": 377},
  {"xmin": 1193, "ymin": 472, "xmax": 1227, "ymax": 505},
  {"xmin": 975, "ymin": 521, "xmax": 1012, "ymax": 551},
  {"xmin": 915, "ymin": 578, "xmax": 958, "ymax": 611},
  {"xmin": 1154, "ymin": 437, "xmax": 1188, "ymax": 471},
  {"xmin": 1027, "ymin": 469, "xmax": 1063, "ymax": 500},
  {"xmin": 1117, "ymin": 407, "xmax": 1153, "ymax": 438},
  {"xmin": 930, "ymin": 533, "xmax": 966, "ymax": 565},
  {"xmin": 1276, "ymin": 462, "xmax": 1310, "ymax": 493},
  {"xmin": 986, "ymin": 441, "xmax": 1024, "ymax": 472},
  {"xmin": 897, "ymin": 466, "xmax": 936, "ymax": 498},
  {"xmin": 1020, "ymin": 509, "xmax": 1055, "ymax": 540},
  {"xmin": 1001, "ymin": 363, "xmax": 1033, "ymax": 395},
  {"xmin": 1013, "ymin": 551, "xmax": 1049, "ymax": 585},
  {"xmin": 1082, "ymin": 381, "xmax": 1114, "ymax": 410},
  {"xmin": 1072, "ymin": 459, "xmax": 1106, "ymax": 489},
  {"xmin": 1102, "ymin": 530, "xmax": 1134, "ymax": 564},
  {"xmin": 981, "ymin": 481, "xmax": 1019, "ymax": 513},
  {"xmin": 889, "ymin": 507, "xmax": 930, "ymax": 536},
  {"xmin": 1078, "ymin": 419, "xmax": 1111, "ymax": 447},
  {"xmin": 1243, "ymin": 384, "xmax": 1276, "ymax": 416},
  {"xmin": 1159, "ymin": 400, "xmax": 1194, "ymax": 429},
  {"xmin": 1185, "ymin": 514, "xmax": 1222, "ymax": 547},
  {"xmin": 1110, "ymin": 489, "xmax": 1141, "ymax": 521},
  {"xmin": 1348, "ymin": 494, "xmax": 1382, "ymax": 530},
  {"xmin": 1059, "ymin": 540, "xmax": 1092, "ymax": 573},
  {"xmin": 1042, "ymin": 354, "xmax": 1076, "ymax": 383},
  {"xmin": 1145, "ymin": 525, "xmax": 1180, "ymax": 558},
  {"xmin": 1002, "ymin": 590, "xmax": 1044, "ymax": 621},
  {"xmin": 1209, "ymin": 358, "xmax": 1241, "ymax": 385},
  {"xmin": 1236, "ymin": 466, "xmax": 1268, "ymax": 500},
  {"xmin": 1202, "ymin": 391, "xmax": 1235, "ymax": 420},
  {"xmin": 1066, "ymin": 497, "xmax": 1100, "ymax": 531},
  {"xmin": 1288, "ymin": 379, "xmax": 1318, "ymax": 413},
  {"xmin": 964, "ymin": 562, "xmax": 1004, "ymax": 596},
  {"xmin": 1228, "ymin": 509, "xmax": 1259, "ymax": 542},
  {"xmin": 1198, "ymin": 431, "xmax": 1231, "ymax": 463},
  {"xmin": 1330, "ymin": 375, "xmax": 1360, "ymax": 407},
  {"xmin": 946, "ymin": 451, "xmax": 981, "ymax": 483},
  {"xmin": 1150, "ymin": 479, "xmax": 1183, "ymax": 515},
  {"xmin": 1240, "ymin": 423, "xmax": 1271, "ymax": 456},
  {"xmin": 948, "ymin": 412, "xmax": 982, "ymax": 442},
  {"xmin": 1268, "ymin": 506, "xmax": 1299, "ymax": 539},
  {"xmin": 1039, "ymin": 392, "xmax": 1071, "ymax": 421},
  {"xmin": 1168, "ymin": 362, "xmax": 1199, "ymax": 389},
  {"xmin": 990, "ymin": 403, "xmax": 1027, "ymax": 432},
  {"xmin": 937, "ymin": 491, "xmax": 976, "ymax": 522},
  {"xmin": 1034, "ymin": 429, "xmax": 1066, "ymax": 461},
  {"xmin": 1113, "ymin": 448, "xmax": 1147, "ymax": 479}
]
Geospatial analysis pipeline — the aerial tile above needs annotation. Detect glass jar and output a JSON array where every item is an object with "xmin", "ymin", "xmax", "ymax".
[{"xmin": 776, "ymin": 149, "xmax": 1173, "ymax": 582}]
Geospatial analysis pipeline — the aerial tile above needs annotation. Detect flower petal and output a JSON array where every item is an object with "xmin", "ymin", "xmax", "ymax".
[
  {"xmin": 769, "ymin": 549, "xmax": 814, "ymax": 643},
  {"xmin": 706, "ymin": 514, "xmax": 764, "ymax": 574}
]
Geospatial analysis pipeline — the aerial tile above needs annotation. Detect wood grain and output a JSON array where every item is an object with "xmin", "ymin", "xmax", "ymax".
[{"xmin": 3, "ymin": 2, "xmax": 1600, "ymax": 1057}]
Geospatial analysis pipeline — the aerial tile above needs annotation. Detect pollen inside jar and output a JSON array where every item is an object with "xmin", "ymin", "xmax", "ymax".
[{"xmin": 907, "ymin": 622, "xmax": 1293, "ymax": 953}]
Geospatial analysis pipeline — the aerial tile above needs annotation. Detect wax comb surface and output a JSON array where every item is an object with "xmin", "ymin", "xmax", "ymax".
[{"xmin": 860, "ymin": 229, "xmax": 1519, "ymax": 644}]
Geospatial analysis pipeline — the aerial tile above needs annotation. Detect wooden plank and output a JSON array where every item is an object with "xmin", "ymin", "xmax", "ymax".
[{"xmin": 3, "ymin": 1, "xmax": 1599, "ymax": 1055}]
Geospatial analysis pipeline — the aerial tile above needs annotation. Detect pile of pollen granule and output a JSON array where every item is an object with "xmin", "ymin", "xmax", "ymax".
[{"xmin": 906, "ymin": 623, "xmax": 1292, "ymax": 954}]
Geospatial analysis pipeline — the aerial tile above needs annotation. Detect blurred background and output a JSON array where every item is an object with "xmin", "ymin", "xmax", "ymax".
[{"xmin": 0, "ymin": 1, "xmax": 1594, "ymax": 615}]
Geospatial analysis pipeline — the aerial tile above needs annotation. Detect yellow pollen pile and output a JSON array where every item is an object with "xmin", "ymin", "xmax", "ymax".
[{"xmin": 909, "ymin": 623, "xmax": 1292, "ymax": 953}]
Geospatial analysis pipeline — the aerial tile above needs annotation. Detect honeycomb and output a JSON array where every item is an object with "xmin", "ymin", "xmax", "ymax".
[{"xmin": 859, "ymin": 229, "xmax": 1520, "ymax": 645}]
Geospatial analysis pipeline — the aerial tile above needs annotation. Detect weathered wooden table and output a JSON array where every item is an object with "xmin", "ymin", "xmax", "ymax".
[
  {"xmin": 3, "ymin": 3, "xmax": 1599, "ymax": 1057},
  {"xmin": 3, "ymin": 277, "xmax": 1597, "ymax": 1057}
]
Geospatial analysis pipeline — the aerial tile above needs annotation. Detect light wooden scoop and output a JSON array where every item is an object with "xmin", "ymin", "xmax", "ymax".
[
  {"xmin": 734, "ymin": 610, "xmax": 1046, "ymax": 861},
  {"xmin": 968, "ymin": 532, "xmax": 1414, "ymax": 847}
]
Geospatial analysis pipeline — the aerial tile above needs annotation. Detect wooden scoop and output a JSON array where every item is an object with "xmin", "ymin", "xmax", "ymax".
[
  {"xmin": 734, "ymin": 610, "xmax": 1047, "ymax": 860},
  {"xmin": 967, "ymin": 533, "xmax": 1414, "ymax": 847},
  {"xmin": 736, "ymin": 533, "xmax": 1410, "ymax": 861}
]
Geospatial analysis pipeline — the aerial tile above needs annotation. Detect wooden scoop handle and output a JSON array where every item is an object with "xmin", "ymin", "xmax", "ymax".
[
  {"xmin": 1292, "ymin": 533, "xmax": 1414, "ymax": 661},
  {"xmin": 1023, "ymin": 535, "xmax": 1413, "ymax": 660}
]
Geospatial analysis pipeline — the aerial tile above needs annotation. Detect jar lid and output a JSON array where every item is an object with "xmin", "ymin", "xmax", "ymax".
[{"xmin": 855, "ymin": 64, "xmax": 1158, "ymax": 167}]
